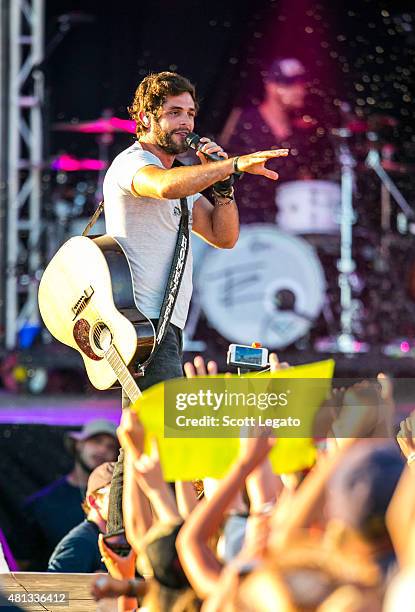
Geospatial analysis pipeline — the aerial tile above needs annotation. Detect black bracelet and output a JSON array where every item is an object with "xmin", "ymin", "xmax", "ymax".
[
  {"xmin": 212, "ymin": 188, "xmax": 235, "ymax": 206},
  {"xmin": 233, "ymin": 157, "xmax": 244, "ymax": 176}
]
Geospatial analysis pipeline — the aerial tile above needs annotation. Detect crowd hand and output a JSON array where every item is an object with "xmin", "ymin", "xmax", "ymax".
[
  {"xmin": 269, "ymin": 352, "xmax": 290, "ymax": 372},
  {"xmin": 98, "ymin": 534, "xmax": 136, "ymax": 580},
  {"xmin": 332, "ymin": 380, "xmax": 381, "ymax": 441},
  {"xmin": 377, "ymin": 371, "xmax": 394, "ymax": 403},
  {"xmin": 239, "ymin": 428, "xmax": 275, "ymax": 471},
  {"xmin": 377, "ymin": 371, "xmax": 395, "ymax": 436},
  {"xmin": 184, "ymin": 354, "xmax": 288, "ymax": 378},
  {"xmin": 133, "ymin": 438, "xmax": 166, "ymax": 498},
  {"xmin": 91, "ymin": 574, "xmax": 130, "ymax": 601},
  {"xmin": 184, "ymin": 355, "xmax": 218, "ymax": 378},
  {"xmin": 397, "ymin": 412, "xmax": 415, "ymax": 460},
  {"xmin": 116, "ymin": 410, "xmax": 145, "ymax": 462},
  {"xmin": 237, "ymin": 149, "xmax": 289, "ymax": 180},
  {"xmin": 313, "ymin": 386, "xmax": 346, "ymax": 441}
]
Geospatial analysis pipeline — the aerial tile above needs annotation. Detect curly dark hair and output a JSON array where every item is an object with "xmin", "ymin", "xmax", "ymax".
[{"xmin": 128, "ymin": 71, "xmax": 199, "ymax": 138}]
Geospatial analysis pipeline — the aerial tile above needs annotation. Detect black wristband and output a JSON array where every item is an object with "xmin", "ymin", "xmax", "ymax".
[{"xmin": 212, "ymin": 175, "xmax": 234, "ymax": 197}]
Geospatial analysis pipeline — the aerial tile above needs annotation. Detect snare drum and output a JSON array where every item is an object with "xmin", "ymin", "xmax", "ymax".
[
  {"xmin": 276, "ymin": 180, "xmax": 341, "ymax": 235},
  {"xmin": 196, "ymin": 225, "xmax": 326, "ymax": 348}
]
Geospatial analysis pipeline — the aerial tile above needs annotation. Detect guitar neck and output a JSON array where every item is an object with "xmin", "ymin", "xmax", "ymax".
[{"xmin": 105, "ymin": 344, "xmax": 142, "ymax": 405}]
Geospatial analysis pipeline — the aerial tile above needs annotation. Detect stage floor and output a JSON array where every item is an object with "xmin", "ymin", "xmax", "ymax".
[{"xmin": 0, "ymin": 572, "xmax": 116, "ymax": 611}]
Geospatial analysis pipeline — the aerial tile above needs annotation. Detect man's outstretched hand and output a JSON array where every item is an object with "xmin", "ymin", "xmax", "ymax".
[{"xmin": 236, "ymin": 149, "xmax": 289, "ymax": 180}]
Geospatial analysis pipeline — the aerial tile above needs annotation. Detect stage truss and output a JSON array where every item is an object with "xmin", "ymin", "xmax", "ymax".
[{"xmin": 5, "ymin": 0, "xmax": 44, "ymax": 349}]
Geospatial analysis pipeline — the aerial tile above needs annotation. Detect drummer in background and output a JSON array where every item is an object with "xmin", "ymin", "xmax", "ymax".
[{"xmin": 220, "ymin": 57, "xmax": 336, "ymax": 224}]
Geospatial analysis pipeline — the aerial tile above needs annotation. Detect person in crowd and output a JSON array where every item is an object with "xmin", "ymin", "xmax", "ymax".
[
  {"xmin": 325, "ymin": 441, "xmax": 404, "ymax": 578},
  {"xmin": 384, "ymin": 447, "xmax": 415, "ymax": 612},
  {"xmin": 95, "ymin": 409, "xmax": 199, "ymax": 611},
  {"xmin": 220, "ymin": 57, "xmax": 336, "ymax": 224},
  {"xmin": 12, "ymin": 419, "xmax": 119, "ymax": 570},
  {"xmin": 48, "ymin": 461, "xmax": 121, "ymax": 573},
  {"xmin": 87, "ymin": 354, "xmax": 415, "ymax": 612},
  {"xmin": 175, "ymin": 361, "xmax": 399, "ymax": 611}
]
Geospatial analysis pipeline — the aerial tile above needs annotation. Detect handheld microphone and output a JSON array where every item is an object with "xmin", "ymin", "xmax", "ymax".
[{"xmin": 185, "ymin": 132, "xmax": 223, "ymax": 162}]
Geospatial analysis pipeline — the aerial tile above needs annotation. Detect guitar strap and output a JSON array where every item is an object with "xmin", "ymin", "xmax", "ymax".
[{"xmin": 82, "ymin": 196, "xmax": 190, "ymax": 375}]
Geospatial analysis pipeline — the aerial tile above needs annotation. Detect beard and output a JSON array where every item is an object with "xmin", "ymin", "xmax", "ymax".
[
  {"xmin": 75, "ymin": 448, "xmax": 94, "ymax": 475},
  {"xmin": 153, "ymin": 121, "xmax": 189, "ymax": 155}
]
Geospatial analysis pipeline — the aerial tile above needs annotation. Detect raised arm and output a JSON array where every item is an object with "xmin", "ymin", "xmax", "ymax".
[
  {"xmin": 176, "ymin": 435, "xmax": 275, "ymax": 599},
  {"xmin": 270, "ymin": 440, "xmax": 355, "ymax": 550},
  {"xmin": 386, "ymin": 415, "xmax": 415, "ymax": 566},
  {"xmin": 133, "ymin": 440, "xmax": 182, "ymax": 525},
  {"xmin": 132, "ymin": 148, "xmax": 288, "ymax": 200},
  {"xmin": 117, "ymin": 412, "xmax": 153, "ymax": 552},
  {"xmin": 175, "ymin": 481, "xmax": 199, "ymax": 519}
]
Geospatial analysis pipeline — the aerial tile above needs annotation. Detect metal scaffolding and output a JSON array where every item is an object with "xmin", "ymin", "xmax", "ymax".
[
  {"xmin": 0, "ymin": 1, "xmax": 9, "ymax": 347},
  {"xmin": 5, "ymin": 0, "xmax": 44, "ymax": 349}
]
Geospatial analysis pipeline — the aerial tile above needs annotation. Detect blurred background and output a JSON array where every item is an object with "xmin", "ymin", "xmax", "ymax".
[{"xmin": 1, "ymin": 0, "xmax": 415, "ymax": 557}]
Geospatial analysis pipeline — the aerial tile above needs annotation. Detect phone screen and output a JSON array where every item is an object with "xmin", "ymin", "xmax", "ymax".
[{"xmin": 234, "ymin": 345, "xmax": 264, "ymax": 366}]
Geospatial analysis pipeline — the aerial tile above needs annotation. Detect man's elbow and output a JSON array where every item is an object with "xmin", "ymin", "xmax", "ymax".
[
  {"xmin": 159, "ymin": 184, "xmax": 178, "ymax": 199},
  {"xmin": 218, "ymin": 234, "xmax": 239, "ymax": 249}
]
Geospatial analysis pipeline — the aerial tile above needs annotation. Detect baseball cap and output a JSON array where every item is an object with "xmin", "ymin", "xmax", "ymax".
[
  {"xmin": 86, "ymin": 461, "xmax": 115, "ymax": 498},
  {"xmin": 326, "ymin": 442, "xmax": 404, "ymax": 540},
  {"xmin": 67, "ymin": 419, "xmax": 118, "ymax": 442},
  {"xmin": 266, "ymin": 58, "xmax": 307, "ymax": 85}
]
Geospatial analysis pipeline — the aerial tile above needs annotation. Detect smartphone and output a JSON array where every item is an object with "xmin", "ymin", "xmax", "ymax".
[
  {"xmin": 227, "ymin": 344, "xmax": 269, "ymax": 370},
  {"xmin": 102, "ymin": 533, "xmax": 131, "ymax": 557}
]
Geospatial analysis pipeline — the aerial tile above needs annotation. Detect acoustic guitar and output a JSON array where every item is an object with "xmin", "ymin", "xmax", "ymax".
[{"xmin": 38, "ymin": 234, "xmax": 155, "ymax": 403}]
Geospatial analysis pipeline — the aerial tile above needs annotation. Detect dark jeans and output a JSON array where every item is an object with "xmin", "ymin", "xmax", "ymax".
[
  {"xmin": 107, "ymin": 321, "xmax": 183, "ymax": 536},
  {"xmin": 139, "ymin": 319, "xmax": 183, "ymax": 391}
]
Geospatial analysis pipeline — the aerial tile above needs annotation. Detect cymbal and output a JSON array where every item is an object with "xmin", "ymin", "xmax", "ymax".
[
  {"xmin": 358, "ymin": 158, "xmax": 415, "ymax": 175},
  {"xmin": 331, "ymin": 114, "xmax": 399, "ymax": 138},
  {"xmin": 53, "ymin": 117, "xmax": 136, "ymax": 134},
  {"xmin": 51, "ymin": 154, "xmax": 108, "ymax": 171},
  {"xmin": 380, "ymin": 159, "xmax": 415, "ymax": 174},
  {"xmin": 331, "ymin": 125, "xmax": 367, "ymax": 138}
]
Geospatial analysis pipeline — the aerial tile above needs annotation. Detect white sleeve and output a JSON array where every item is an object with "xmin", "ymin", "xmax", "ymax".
[{"xmin": 116, "ymin": 149, "xmax": 163, "ymax": 193}]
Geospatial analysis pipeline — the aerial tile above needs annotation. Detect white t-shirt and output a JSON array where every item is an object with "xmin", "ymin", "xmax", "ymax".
[{"xmin": 103, "ymin": 142, "xmax": 201, "ymax": 329}]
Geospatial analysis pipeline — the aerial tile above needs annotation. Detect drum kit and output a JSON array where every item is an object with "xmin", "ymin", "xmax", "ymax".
[
  {"xmin": 47, "ymin": 114, "xmax": 135, "ymax": 258},
  {"xmin": 186, "ymin": 114, "xmax": 415, "ymax": 355},
  {"xmin": 48, "ymin": 112, "xmax": 415, "ymax": 355}
]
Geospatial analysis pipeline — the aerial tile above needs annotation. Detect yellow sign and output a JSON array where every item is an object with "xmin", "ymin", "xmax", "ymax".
[{"xmin": 132, "ymin": 359, "xmax": 334, "ymax": 480}]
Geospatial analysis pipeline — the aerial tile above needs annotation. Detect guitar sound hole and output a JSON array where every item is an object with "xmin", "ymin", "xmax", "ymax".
[
  {"xmin": 73, "ymin": 319, "xmax": 102, "ymax": 361},
  {"xmin": 92, "ymin": 323, "xmax": 112, "ymax": 352}
]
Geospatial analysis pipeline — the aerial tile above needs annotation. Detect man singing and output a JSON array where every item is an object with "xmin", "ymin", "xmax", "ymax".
[{"xmin": 104, "ymin": 71, "xmax": 288, "ymax": 390}]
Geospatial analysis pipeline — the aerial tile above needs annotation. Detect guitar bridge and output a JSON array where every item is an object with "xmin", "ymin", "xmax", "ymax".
[{"xmin": 72, "ymin": 286, "xmax": 94, "ymax": 320}]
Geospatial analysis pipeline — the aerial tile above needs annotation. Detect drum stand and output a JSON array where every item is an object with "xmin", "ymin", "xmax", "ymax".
[
  {"xmin": 316, "ymin": 138, "xmax": 368, "ymax": 353},
  {"xmin": 365, "ymin": 148, "xmax": 413, "ymax": 220},
  {"xmin": 365, "ymin": 147, "xmax": 415, "ymax": 354}
]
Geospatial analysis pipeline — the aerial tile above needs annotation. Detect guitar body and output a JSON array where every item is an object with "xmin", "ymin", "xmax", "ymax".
[{"xmin": 38, "ymin": 234, "xmax": 155, "ymax": 390}]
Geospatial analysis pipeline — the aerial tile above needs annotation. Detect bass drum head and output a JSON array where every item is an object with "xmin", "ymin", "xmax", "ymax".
[{"xmin": 197, "ymin": 225, "xmax": 326, "ymax": 348}]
